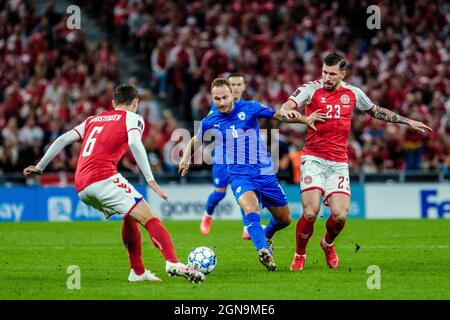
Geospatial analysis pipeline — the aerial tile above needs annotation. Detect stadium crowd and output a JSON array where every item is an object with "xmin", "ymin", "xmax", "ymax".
[
  {"xmin": 0, "ymin": 0, "xmax": 178, "ymax": 182},
  {"xmin": 1, "ymin": 0, "xmax": 449, "ymax": 183}
]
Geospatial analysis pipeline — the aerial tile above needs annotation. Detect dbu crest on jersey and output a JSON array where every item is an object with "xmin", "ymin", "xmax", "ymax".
[
  {"xmin": 238, "ymin": 112, "xmax": 246, "ymax": 120},
  {"xmin": 304, "ymin": 175, "xmax": 312, "ymax": 185},
  {"xmin": 340, "ymin": 94, "xmax": 350, "ymax": 104}
]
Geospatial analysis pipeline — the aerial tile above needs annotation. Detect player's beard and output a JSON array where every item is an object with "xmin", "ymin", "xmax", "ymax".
[
  {"xmin": 219, "ymin": 102, "xmax": 233, "ymax": 114},
  {"xmin": 324, "ymin": 81, "xmax": 338, "ymax": 91}
]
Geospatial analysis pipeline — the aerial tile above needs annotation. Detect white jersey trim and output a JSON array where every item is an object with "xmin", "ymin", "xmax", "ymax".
[
  {"xmin": 288, "ymin": 80, "xmax": 323, "ymax": 108},
  {"xmin": 341, "ymin": 82, "xmax": 374, "ymax": 111},
  {"xmin": 125, "ymin": 111, "xmax": 145, "ymax": 135}
]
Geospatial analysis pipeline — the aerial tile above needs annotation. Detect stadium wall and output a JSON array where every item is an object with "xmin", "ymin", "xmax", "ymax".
[{"xmin": 1, "ymin": 183, "xmax": 448, "ymax": 222}]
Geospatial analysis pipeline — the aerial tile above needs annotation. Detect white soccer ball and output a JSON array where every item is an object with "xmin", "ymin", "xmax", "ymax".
[{"xmin": 187, "ymin": 246, "xmax": 217, "ymax": 275}]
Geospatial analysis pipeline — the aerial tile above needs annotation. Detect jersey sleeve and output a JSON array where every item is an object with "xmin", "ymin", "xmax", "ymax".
[
  {"xmin": 288, "ymin": 82, "xmax": 316, "ymax": 108},
  {"xmin": 353, "ymin": 86, "xmax": 374, "ymax": 111},
  {"xmin": 252, "ymin": 101, "xmax": 277, "ymax": 119},
  {"xmin": 125, "ymin": 111, "xmax": 145, "ymax": 135},
  {"xmin": 72, "ymin": 120, "xmax": 87, "ymax": 141}
]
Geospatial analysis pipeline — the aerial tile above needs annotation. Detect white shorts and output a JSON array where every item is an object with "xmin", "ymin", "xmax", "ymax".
[
  {"xmin": 300, "ymin": 155, "xmax": 351, "ymax": 206},
  {"xmin": 78, "ymin": 173, "xmax": 144, "ymax": 218}
]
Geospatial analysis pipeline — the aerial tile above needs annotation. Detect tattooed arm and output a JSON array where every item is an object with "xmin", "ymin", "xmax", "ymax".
[{"xmin": 365, "ymin": 105, "xmax": 432, "ymax": 133}]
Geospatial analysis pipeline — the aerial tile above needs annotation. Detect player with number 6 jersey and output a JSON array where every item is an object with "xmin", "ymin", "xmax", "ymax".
[
  {"xmin": 23, "ymin": 84, "xmax": 205, "ymax": 284},
  {"xmin": 282, "ymin": 52, "xmax": 432, "ymax": 271}
]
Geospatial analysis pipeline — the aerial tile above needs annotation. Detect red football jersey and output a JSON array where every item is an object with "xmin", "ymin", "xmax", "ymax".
[
  {"xmin": 288, "ymin": 80, "xmax": 374, "ymax": 163},
  {"xmin": 72, "ymin": 109, "xmax": 144, "ymax": 192}
]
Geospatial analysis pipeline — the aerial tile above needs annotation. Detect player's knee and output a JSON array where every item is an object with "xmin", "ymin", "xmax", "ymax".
[
  {"xmin": 280, "ymin": 214, "xmax": 292, "ymax": 225},
  {"xmin": 330, "ymin": 208, "xmax": 348, "ymax": 223},
  {"xmin": 127, "ymin": 200, "xmax": 157, "ymax": 226},
  {"xmin": 303, "ymin": 209, "xmax": 318, "ymax": 222},
  {"xmin": 303, "ymin": 205, "xmax": 320, "ymax": 222},
  {"xmin": 243, "ymin": 205, "xmax": 259, "ymax": 214}
]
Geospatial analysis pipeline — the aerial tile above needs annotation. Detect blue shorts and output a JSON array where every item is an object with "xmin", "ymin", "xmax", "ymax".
[
  {"xmin": 212, "ymin": 163, "xmax": 229, "ymax": 188},
  {"xmin": 229, "ymin": 174, "xmax": 288, "ymax": 208}
]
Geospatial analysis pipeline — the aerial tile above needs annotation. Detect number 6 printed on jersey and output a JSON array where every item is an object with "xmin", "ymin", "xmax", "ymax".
[{"xmin": 82, "ymin": 126, "xmax": 103, "ymax": 157}]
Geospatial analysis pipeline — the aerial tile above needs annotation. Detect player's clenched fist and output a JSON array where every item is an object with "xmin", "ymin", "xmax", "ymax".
[
  {"xmin": 23, "ymin": 165, "xmax": 42, "ymax": 176},
  {"xmin": 178, "ymin": 159, "xmax": 190, "ymax": 176}
]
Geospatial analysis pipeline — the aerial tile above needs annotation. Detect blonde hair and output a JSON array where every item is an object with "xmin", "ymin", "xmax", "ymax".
[{"xmin": 210, "ymin": 78, "xmax": 232, "ymax": 92}]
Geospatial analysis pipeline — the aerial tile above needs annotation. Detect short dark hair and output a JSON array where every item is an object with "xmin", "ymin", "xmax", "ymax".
[
  {"xmin": 227, "ymin": 73, "xmax": 245, "ymax": 81},
  {"xmin": 211, "ymin": 78, "xmax": 232, "ymax": 92},
  {"xmin": 323, "ymin": 52, "xmax": 347, "ymax": 69},
  {"xmin": 114, "ymin": 84, "xmax": 138, "ymax": 105}
]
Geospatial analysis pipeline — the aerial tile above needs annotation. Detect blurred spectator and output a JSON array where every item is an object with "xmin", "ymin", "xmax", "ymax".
[
  {"xmin": 1, "ymin": 0, "xmax": 449, "ymax": 182},
  {"xmin": 151, "ymin": 38, "xmax": 170, "ymax": 98},
  {"xmin": 190, "ymin": 84, "xmax": 210, "ymax": 120}
]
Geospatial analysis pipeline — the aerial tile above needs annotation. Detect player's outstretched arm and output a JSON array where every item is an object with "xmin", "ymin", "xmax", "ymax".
[
  {"xmin": 365, "ymin": 105, "xmax": 432, "ymax": 133},
  {"xmin": 128, "ymin": 129, "xmax": 168, "ymax": 201},
  {"xmin": 280, "ymin": 99, "xmax": 297, "ymax": 112},
  {"xmin": 273, "ymin": 109, "xmax": 326, "ymax": 131},
  {"xmin": 23, "ymin": 130, "xmax": 80, "ymax": 177},
  {"xmin": 178, "ymin": 136, "xmax": 202, "ymax": 176}
]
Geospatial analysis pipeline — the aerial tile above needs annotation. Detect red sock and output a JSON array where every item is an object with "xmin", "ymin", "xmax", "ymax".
[
  {"xmin": 122, "ymin": 217, "xmax": 145, "ymax": 275},
  {"xmin": 324, "ymin": 215, "xmax": 346, "ymax": 244},
  {"xmin": 295, "ymin": 215, "xmax": 315, "ymax": 255},
  {"xmin": 145, "ymin": 217, "xmax": 178, "ymax": 263}
]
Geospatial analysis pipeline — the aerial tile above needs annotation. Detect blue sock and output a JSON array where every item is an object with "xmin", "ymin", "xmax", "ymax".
[
  {"xmin": 264, "ymin": 218, "xmax": 289, "ymax": 239},
  {"xmin": 243, "ymin": 212, "xmax": 267, "ymax": 251},
  {"xmin": 205, "ymin": 191, "xmax": 226, "ymax": 216}
]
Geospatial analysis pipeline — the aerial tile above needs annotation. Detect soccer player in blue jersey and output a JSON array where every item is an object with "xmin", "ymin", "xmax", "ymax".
[
  {"xmin": 200, "ymin": 74, "xmax": 251, "ymax": 239},
  {"xmin": 179, "ymin": 78, "xmax": 325, "ymax": 271}
]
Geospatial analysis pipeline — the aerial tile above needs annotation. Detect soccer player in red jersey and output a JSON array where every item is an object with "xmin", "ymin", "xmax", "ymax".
[
  {"xmin": 23, "ymin": 84, "xmax": 205, "ymax": 283},
  {"xmin": 282, "ymin": 52, "xmax": 432, "ymax": 270}
]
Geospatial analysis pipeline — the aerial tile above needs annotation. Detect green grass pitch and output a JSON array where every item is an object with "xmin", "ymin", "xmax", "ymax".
[{"xmin": 0, "ymin": 219, "xmax": 449, "ymax": 300}]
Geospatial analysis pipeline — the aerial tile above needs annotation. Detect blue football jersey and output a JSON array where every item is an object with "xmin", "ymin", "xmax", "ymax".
[{"xmin": 197, "ymin": 99, "xmax": 276, "ymax": 177}]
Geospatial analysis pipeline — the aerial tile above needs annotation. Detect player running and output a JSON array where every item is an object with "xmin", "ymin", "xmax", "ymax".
[
  {"xmin": 23, "ymin": 84, "xmax": 205, "ymax": 283},
  {"xmin": 282, "ymin": 52, "xmax": 432, "ymax": 271},
  {"xmin": 200, "ymin": 73, "xmax": 251, "ymax": 239},
  {"xmin": 179, "ymin": 78, "xmax": 326, "ymax": 271}
]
